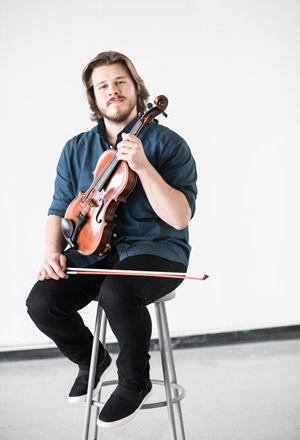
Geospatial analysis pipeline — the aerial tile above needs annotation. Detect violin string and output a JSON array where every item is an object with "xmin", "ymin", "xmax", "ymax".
[
  {"xmin": 82, "ymin": 118, "xmax": 145, "ymax": 203},
  {"xmin": 94, "ymin": 154, "xmax": 119, "ymax": 191},
  {"xmin": 82, "ymin": 152, "xmax": 118, "ymax": 203}
]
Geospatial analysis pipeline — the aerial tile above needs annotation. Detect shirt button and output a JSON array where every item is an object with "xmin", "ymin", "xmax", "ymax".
[{"xmin": 113, "ymin": 233, "xmax": 117, "ymax": 238}]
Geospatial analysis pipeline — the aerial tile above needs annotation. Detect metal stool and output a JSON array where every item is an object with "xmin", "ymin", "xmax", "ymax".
[{"xmin": 82, "ymin": 290, "xmax": 186, "ymax": 440}]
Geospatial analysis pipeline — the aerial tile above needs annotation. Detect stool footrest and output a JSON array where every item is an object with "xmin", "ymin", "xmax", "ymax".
[{"xmin": 92, "ymin": 379, "xmax": 186, "ymax": 410}]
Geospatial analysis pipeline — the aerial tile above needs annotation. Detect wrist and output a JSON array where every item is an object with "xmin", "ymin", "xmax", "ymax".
[
  {"xmin": 45, "ymin": 248, "xmax": 63, "ymax": 258},
  {"xmin": 135, "ymin": 160, "xmax": 154, "ymax": 177}
]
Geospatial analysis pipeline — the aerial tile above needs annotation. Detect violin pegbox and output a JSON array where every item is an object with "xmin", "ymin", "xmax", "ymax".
[{"xmin": 142, "ymin": 95, "xmax": 168, "ymax": 126}]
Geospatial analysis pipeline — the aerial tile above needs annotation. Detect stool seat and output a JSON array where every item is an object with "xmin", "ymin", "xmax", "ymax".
[
  {"xmin": 82, "ymin": 290, "xmax": 186, "ymax": 440},
  {"xmin": 155, "ymin": 291, "xmax": 176, "ymax": 303}
]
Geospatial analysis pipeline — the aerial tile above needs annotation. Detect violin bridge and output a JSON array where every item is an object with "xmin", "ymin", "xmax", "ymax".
[{"xmin": 81, "ymin": 197, "xmax": 97, "ymax": 207}]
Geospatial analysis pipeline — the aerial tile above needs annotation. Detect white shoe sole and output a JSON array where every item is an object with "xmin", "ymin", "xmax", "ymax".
[
  {"xmin": 97, "ymin": 387, "xmax": 153, "ymax": 429},
  {"xmin": 68, "ymin": 360, "xmax": 113, "ymax": 404}
]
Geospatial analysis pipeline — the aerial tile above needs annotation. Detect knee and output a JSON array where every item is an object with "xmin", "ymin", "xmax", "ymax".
[
  {"xmin": 99, "ymin": 285, "xmax": 124, "ymax": 312},
  {"xmin": 26, "ymin": 281, "xmax": 53, "ymax": 323},
  {"xmin": 99, "ymin": 278, "xmax": 142, "ymax": 312}
]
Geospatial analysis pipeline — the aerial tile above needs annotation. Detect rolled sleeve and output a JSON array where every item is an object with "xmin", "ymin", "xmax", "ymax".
[
  {"xmin": 158, "ymin": 137, "xmax": 198, "ymax": 218},
  {"xmin": 48, "ymin": 143, "xmax": 75, "ymax": 217}
]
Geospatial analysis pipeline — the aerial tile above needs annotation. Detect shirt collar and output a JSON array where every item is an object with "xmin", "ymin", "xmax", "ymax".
[{"xmin": 97, "ymin": 114, "xmax": 141, "ymax": 148}]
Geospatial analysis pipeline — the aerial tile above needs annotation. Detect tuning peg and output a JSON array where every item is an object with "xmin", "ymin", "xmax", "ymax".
[
  {"xmin": 162, "ymin": 111, "xmax": 168, "ymax": 118},
  {"xmin": 147, "ymin": 103, "xmax": 153, "ymax": 109},
  {"xmin": 153, "ymin": 119, "xmax": 159, "ymax": 124}
]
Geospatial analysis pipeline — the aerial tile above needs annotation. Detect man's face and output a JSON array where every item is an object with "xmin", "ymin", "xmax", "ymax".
[{"xmin": 91, "ymin": 63, "xmax": 138, "ymax": 124}]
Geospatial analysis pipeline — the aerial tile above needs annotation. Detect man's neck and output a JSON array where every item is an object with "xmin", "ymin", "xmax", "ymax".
[{"xmin": 104, "ymin": 112, "xmax": 138, "ymax": 147}]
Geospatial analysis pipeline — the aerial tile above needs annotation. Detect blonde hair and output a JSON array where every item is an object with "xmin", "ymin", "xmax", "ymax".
[{"xmin": 82, "ymin": 51, "xmax": 150, "ymax": 122}]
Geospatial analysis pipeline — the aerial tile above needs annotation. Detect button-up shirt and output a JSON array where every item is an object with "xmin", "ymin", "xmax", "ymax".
[{"xmin": 48, "ymin": 116, "xmax": 197, "ymax": 267}]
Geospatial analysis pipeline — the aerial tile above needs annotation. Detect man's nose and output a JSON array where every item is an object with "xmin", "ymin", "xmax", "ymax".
[{"xmin": 108, "ymin": 83, "xmax": 119, "ymax": 95}]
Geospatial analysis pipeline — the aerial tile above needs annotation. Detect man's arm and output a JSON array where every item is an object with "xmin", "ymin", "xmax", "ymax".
[
  {"xmin": 116, "ymin": 133, "xmax": 192, "ymax": 229},
  {"xmin": 37, "ymin": 215, "xmax": 68, "ymax": 280},
  {"xmin": 136, "ymin": 163, "xmax": 191, "ymax": 230}
]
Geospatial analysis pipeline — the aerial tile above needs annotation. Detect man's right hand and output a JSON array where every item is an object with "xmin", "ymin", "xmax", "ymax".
[{"xmin": 37, "ymin": 253, "xmax": 68, "ymax": 281}]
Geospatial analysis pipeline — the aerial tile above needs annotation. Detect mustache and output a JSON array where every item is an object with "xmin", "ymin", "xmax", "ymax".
[{"xmin": 107, "ymin": 96, "xmax": 126, "ymax": 105}]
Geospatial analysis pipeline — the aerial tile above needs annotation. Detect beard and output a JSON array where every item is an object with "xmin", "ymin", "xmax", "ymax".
[{"xmin": 100, "ymin": 96, "xmax": 137, "ymax": 123}]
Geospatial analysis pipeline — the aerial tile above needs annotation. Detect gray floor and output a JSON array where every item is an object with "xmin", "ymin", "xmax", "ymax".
[{"xmin": 1, "ymin": 339, "xmax": 300, "ymax": 440}]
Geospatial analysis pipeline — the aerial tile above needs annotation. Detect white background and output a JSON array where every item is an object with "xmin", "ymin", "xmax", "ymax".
[{"xmin": 1, "ymin": 0, "xmax": 299, "ymax": 350}]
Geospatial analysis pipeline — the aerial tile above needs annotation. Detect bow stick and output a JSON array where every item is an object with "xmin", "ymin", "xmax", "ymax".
[{"xmin": 66, "ymin": 267, "xmax": 209, "ymax": 281}]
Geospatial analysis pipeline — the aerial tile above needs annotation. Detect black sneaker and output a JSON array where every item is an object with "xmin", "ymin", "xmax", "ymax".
[
  {"xmin": 97, "ymin": 381, "xmax": 153, "ymax": 428},
  {"xmin": 68, "ymin": 350, "xmax": 113, "ymax": 404}
]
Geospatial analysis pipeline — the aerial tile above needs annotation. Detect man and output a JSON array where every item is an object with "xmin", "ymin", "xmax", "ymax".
[{"xmin": 26, "ymin": 51, "xmax": 197, "ymax": 428}]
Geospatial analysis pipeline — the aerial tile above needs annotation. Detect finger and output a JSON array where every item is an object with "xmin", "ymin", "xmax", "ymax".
[
  {"xmin": 116, "ymin": 150, "xmax": 134, "ymax": 162},
  {"xmin": 116, "ymin": 146, "xmax": 130, "ymax": 156},
  {"xmin": 37, "ymin": 268, "xmax": 51, "ymax": 281},
  {"xmin": 59, "ymin": 254, "xmax": 67, "ymax": 270},
  {"xmin": 118, "ymin": 141, "xmax": 133, "ymax": 152},
  {"xmin": 121, "ymin": 132, "xmax": 133, "ymax": 141},
  {"xmin": 120, "ymin": 133, "xmax": 140, "ymax": 148},
  {"xmin": 51, "ymin": 260, "xmax": 68, "ymax": 279},
  {"xmin": 122, "ymin": 132, "xmax": 139, "ymax": 142},
  {"xmin": 43, "ymin": 263, "xmax": 61, "ymax": 280},
  {"xmin": 59, "ymin": 255, "xmax": 68, "ymax": 278},
  {"xmin": 37, "ymin": 270, "xmax": 44, "ymax": 281}
]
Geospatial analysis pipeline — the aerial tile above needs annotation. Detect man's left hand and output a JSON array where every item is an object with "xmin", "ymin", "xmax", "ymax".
[{"xmin": 116, "ymin": 133, "xmax": 149, "ymax": 174}]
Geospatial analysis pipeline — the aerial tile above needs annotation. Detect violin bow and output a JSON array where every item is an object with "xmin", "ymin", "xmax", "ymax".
[{"xmin": 66, "ymin": 267, "xmax": 209, "ymax": 281}]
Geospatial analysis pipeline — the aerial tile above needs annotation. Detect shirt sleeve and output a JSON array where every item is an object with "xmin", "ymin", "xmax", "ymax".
[
  {"xmin": 48, "ymin": 142, "xmax": 75, "ymax": 217},
  {"xmin": 158, "ymin": 135, "xmax": 198, "ymax": 218}
]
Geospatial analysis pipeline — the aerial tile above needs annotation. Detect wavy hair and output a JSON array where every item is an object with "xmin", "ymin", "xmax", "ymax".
[{"xmin": 82, "ymin": 51, "xmax": 150, "ymax": 122}]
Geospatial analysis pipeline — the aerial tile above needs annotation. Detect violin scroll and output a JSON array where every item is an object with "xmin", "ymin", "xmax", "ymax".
[
  {"xmin": 154, "ymin": 95, "xmax": 168, "ymax": 114},
  {"xmin": 142, "ymin": 95, "xmax": 168, "ymax": 126}
]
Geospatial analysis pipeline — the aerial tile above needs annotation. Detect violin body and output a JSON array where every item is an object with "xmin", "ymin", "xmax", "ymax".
[
  {"xmin": 64, "ymin": 150, "xmax": 137, "ymax": 255},
  {"xmin": 61, "ymin": 95, "xmax": 168, "ymax": 256}
]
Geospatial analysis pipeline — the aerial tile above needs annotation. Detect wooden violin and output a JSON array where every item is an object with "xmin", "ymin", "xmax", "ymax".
[{"xmin": 61, "ymin": 95, "xmax": 168, "ymax": 256}]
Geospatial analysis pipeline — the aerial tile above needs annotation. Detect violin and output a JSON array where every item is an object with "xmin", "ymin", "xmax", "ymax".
[{"xmin": 61, "ymin": 95, "xmax": 168, "ymax": 256}]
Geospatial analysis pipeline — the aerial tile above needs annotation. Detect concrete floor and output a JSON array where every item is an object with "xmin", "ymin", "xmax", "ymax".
[{"xmin": 0, "ymin": 339, "xmax": 300, "ymax": 440}]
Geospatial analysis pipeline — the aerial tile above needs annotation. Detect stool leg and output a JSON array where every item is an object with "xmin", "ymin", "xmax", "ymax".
[
  {"xmin": 160, "ymin": 302, "xmax": 186, "ymax": 440},
  {"xmin": 91, "ymin": 311, "xmax": 108, "ymax": 440},
  {"xmin": 82, "ymin": 302, "xmax": 103, "ymax": 440},
  {"xmin": 155, "ymin": 302, "xmax": 178, "ymax": 440}
]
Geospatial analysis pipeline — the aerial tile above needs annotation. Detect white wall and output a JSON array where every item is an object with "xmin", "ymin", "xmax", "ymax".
[{"xmin": 1, "ymin": 0, "xmax": 299, "ymax": 349}]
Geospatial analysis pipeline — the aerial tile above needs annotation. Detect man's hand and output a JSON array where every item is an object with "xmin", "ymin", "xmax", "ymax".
[
  {"xmin": 116, "ymin": 133, "xmax": 150, "ymax": 173},
  {"xmin": 37, "ymin": 252, "xmax": 68, "ymax": 281},
  {"xmin": 37, "ymin": 215, "xmax": 68, "ymax": 281}
]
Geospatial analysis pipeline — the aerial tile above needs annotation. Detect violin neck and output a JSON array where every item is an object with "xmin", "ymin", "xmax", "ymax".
[
  {"xmin": 93, "ymin": 117, "xmax": 145, "ymax": 192},
  {"xmin": 93, "ymin": 154, "xmax": 118, "ymax": 192},
  {"xmin": 130, "ymin": 117, "xmax": 145, "ymax": 137}
]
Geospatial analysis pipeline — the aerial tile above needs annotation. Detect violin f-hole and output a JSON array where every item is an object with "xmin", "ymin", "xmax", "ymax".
[{"xmin": 96, "ymin": 199, "xmax": 104, "ymax": 224}]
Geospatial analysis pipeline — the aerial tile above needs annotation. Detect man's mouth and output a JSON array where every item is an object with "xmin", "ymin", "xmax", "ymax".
[{"xmin": 107, "ymin": 97, "xmax": 125, "ymax": 106}]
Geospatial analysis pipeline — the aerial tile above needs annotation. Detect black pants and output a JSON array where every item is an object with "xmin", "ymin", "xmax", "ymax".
[{"xmin": 26, "ymin": 248, "xmax": 185, "ymax": 390}]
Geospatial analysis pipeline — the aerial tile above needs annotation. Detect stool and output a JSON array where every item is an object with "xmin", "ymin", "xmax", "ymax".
[{"xmin": 82, "ymin": 290, "xmax": 186, "ymax": 440}]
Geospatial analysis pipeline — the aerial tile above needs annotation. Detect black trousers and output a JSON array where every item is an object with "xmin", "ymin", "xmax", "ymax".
[{"xmin": 26, "ymin": 248, "xmax": 186, "ymax": 390}]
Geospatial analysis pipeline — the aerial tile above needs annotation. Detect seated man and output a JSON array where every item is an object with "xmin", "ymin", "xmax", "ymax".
[{"xmin": 26, "ymin": 50, "xmax": 197, "ymax": 428}]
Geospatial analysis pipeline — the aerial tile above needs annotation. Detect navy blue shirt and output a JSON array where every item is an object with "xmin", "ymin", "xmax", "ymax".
[{"xmin": 48, "ymin": 116, "xmax": 197, "ymax": 267}]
